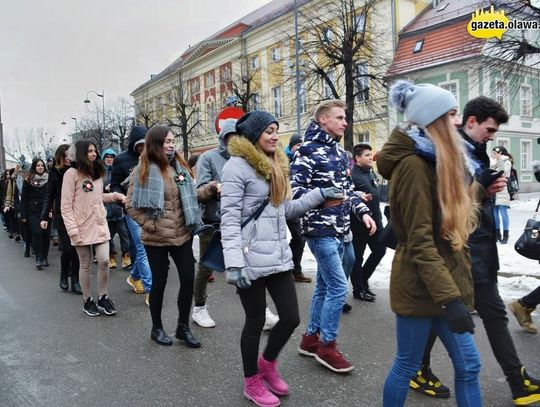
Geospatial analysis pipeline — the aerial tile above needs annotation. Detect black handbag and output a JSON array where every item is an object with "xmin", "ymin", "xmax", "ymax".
[
  {"xmin": 515, "ymin": 198, "xmax": 540, "ymax": 261},
  {"xmin": 199, "ymin": 197, "xmax": 269, "ymax": 272},
  {"xmin": 379, "ymin": 220, "xmax": 397, "ymax": 250}
]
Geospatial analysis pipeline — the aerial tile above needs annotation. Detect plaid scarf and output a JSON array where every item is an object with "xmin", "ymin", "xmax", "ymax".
[{"xmin": 130, "ymin": 162, "xmax": 202, "ymax": 230}]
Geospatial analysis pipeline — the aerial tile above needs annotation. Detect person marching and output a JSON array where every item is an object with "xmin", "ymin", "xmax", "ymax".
[
  {"xmin": 61, "ymin": 140, "xmax": 126, "ymax": 316},
  {"xmin": 20, "ymin": 158, "xmax": 50, "ymax": 269},
  {"xmin": 126, "ymin": 125, "xmax": 217, "ymax": 347},
  {"xmin": 220, "ymin": 111, "xmax": 340, "ymax": 407},
  {"xmin": 379, "ymin": 81, "xmax": 482, "ymax": 406}
]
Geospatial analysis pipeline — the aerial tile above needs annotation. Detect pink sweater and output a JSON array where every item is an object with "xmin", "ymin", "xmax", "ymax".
[{"xmin": 60, "ymin": 168, "xmax": 121, "ymax": 246}]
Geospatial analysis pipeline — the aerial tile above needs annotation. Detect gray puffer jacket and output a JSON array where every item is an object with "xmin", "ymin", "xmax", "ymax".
[{"xmin": 221, "ymin": 136, "xmax": 325, "ymax": 281}]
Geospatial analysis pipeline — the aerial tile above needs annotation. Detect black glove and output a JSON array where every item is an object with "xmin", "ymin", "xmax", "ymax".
[
  {"xmin": 478, "ymin": 169, "xmax": 504, "ymax": 189},
  {"xmin": 442, "ymin": 299, "xmax": 475, "ymax": 334}
]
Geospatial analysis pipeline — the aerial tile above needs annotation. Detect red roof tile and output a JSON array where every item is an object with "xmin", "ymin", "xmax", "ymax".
[{"xmin": 387, "ymin": 17, "xmax": 485, "ymax": 77}]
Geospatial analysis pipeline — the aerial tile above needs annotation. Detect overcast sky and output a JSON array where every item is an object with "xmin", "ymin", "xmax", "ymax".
[{"xmin": 0, "ymin": 0, "xmax": 271, "ymax": 147}]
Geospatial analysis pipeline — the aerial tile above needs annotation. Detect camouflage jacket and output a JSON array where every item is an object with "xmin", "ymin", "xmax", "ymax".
[{"xmin": 290, "ymin": 121, "xmax": 370, "ymax": 237}]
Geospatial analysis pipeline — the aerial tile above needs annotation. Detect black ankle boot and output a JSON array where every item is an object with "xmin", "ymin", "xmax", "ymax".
[
  {"xmin": 175, "ymin": 323, "xmax": 201, "ymax": 348},
  {"xmin": 24, "ymin": 245, "xmax": 30, "ymax": 257},
  {"xmin": 71, "ymin": 280, "xmax": 82, "ymax": 295},
  {"xmin": 501, "ymin": 230, "xmax": 509, "ymax": 244},
  {"xmin": 36, "ymin": 258, "xmax": 43, "ymax": 270},
  {"xmin": 496, "ymin": 228, "xmax": 502, "ymax": 242},
  {"xmin": 59, "ymin": 275, "xmax": 69, "ymax": 291},
  {"xmin": 150, "ymin": 327, "xmax": 172, "ymax": 346}
]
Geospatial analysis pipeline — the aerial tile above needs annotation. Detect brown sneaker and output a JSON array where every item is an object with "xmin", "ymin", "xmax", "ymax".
[
  {"xmin": 315, "ymin": 341, "xmax": 354, "ymax": 373},
  {"xmin": 293, "ymin": 272, "xmax": 312, "ymax": 283},
  {"xmin": 509, "ymin": 300, "xmax": 538, "ymax": 334},
  {"xmin": 298, "ymin": 332, "xmax": 319, "ymax": 357}
]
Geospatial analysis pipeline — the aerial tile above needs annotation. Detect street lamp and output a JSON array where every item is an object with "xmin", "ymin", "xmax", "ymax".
[
  {"xmin": 61, "ymin": 114, "xmax": 78, "ymax": 132},
  {"xmin": 83, "ymin": 90, "xmax": 105, "ymax": 141},
  {"xmin": 294, "ymin": 0, "xmax": 301, "ymax": 137}
]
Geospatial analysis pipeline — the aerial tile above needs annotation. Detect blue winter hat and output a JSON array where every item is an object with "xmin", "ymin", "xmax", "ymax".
[
  {"xmin": 235, "ymin": 111, "xmax": 278, "ymax": 144},
  {"xmin": 390, "ymin": 80, "xmax": 457, "ymax": 127},
  {"xmin": 101, "ymin": 148, "xmax": 117, "ymax": 160}
]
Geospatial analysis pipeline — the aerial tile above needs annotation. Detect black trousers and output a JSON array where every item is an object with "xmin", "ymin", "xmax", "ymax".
[
  {"xmin": 422, "ymin": 281, "xmax": 523, "ymax": 394},
  {"xmin": 145, "ymin": 241, "xmax": 194, "ymax": 329},
  {"xmin": 286, "ymin": 217, "xmax": 305, "ymax": 276},
  {"xmin": 350, "ymin": 230, "xmax": 386, "ymax": 293},
  {"xmin": 57, "ymin": 218, "xmax": 79, "ymax": 280},
  {"xmin": 28, "ymin": 213, "xmax": 50, "ymax": 261},
  {"xmin": 522, "ymin": 285, "xmax": 540, "ymax": 309},
  {"xmin": 238, "ymin": 271, "xmax": 300, "ymax": 377}
]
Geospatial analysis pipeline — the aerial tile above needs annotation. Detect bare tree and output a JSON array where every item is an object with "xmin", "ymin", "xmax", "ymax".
[
  {"xmin": 134, "ymin": 90, "xmax": 159, "ymax": 129},
  {"xmin": 294, "ymin": 0, "xmax": 390, "ymax": 151},
  {"xmin": 6, "ymin": 127, "xmax": 56, "ymax": 162},
  {"xmin": 226, "ymin": 60, "xmax": 263, "ymax": 113},
  {"xmin": 164, "ymin": 70, "xmax": 201, "ymax": 160},
  {"xmin": 109, "ymin": 97, "xmax": 134, "ymax": 151}
]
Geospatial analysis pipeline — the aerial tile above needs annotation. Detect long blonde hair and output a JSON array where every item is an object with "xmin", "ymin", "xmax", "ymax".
[
  {"xmin": 255, "ymin": 144, "xmax": 291, "ymax": 206},
  {"xmin": 425, "ymin": 113, "xmax": 478, "ymax": 251}
]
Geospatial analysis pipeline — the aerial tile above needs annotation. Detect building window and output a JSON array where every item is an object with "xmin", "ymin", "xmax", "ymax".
[
  {"xmin": 439, "ymin": 80, "xmax": 459, "ymax": 109},
  {"xmin": 324, "ymin": 28, "xmax": 333, "ymax": 42},
  {"xmin": 299, "ymin": 80, "xmax": 307, "ymax": 114},
  {"xmin": 521, "ymin": 139, "xmax": 532, "ymax": 171},
  {"xmin": 272, "ymin": 86, "xmax": 282, "ymax": 118},
  {"xmin": 355, "ymin": 63, "xmax": 369, "ymax": 103},
  {"xmin": 495, "ymin": 80, "xmax": 509, "ymax": 110},
  {"xmin": 297, "ymin": 37, "xmax": 305, "ymax": 53},
  {"xmin": 355, "ymin": 132, "xmax": 370, "ymax": 144},
  {"xmin": 207, "ymin": 102, "xmax": 216, "ymax": 127},
  {"xmin": 222, "ymin": 66, "xmax": 232, "ymax": 81},
  {"xmin": 193, "ymin": 107, "xmax": 201, "ymax": 133},
  {"xmin": 323, "ymin": 70, "xmax": 336, "ymax": 99},
  {"xmin": 271, "ymin": 47, "xmax": 281, "ymax": 62},
  {"xmin": 413, "ymin": 39, "xmax": 424, "ymax": 53},
  {"xmin": 190, "ymin": 79, "xmax": 200, "ymax": 94},
  {"xmin": 252, "ymin": 92, "xmax": 261, "ymax": 111},
  {"xmin": 520, "ymin": 84, "xmax": 532, "ymax": 118},
  {"xmin": 355, "ymin": 12, "xmax": 366, "ymax": 32},
  {"xmin": 251, "ymin": 55, "xmax": 260, "ymax": 70},
  {"xmin": 205, "ymin": 71, "xmax": 215, "ymax": 87},
  {"xmin": 496, "ymin": 137, "xmax": 510, "ymax": 150}
]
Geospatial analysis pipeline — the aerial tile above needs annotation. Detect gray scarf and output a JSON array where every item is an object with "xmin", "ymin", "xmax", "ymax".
[
  {"xmin": 130, "ymin": 161, "xmax": 202, "ymax": 230},
  {"xmin": 31, "ymin": 173, "xmax": 49, "ymax": 188}
]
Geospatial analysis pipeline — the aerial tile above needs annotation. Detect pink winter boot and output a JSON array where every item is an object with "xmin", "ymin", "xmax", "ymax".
[
  {"xmin": 244, "ymin": 373, "xmax": 281, "ymax": 407},
  {"xmin": 257, "ymin": 354, "xmax": 290, "ymax": 396}
]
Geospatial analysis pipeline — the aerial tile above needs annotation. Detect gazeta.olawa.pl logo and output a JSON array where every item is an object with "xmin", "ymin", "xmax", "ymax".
[{"xmin": 467, "ymin": 5, "xmax": 539, "ymax": 40}]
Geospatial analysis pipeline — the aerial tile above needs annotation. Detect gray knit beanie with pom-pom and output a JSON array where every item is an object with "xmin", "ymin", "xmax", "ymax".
[{"xmin": 389, "ymin": 80, "xmax": 457, "ymax": 127}]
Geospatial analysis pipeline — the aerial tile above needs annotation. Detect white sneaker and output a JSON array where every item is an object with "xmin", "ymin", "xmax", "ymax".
[
  {"xmin": 192, "ymin": 305, "xmax": 216, "ymax": 328},
  {"xmin": 263, "ymin": 307, "xmax": 279, "ymax": 331}
]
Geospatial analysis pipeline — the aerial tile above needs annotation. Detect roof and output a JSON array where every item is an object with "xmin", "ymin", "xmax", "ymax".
[
  {"xmin": 387, "ymin": 0, "xmax": 487, "ymax": 77},
  {"xmin": 131, "ymin": 0, "xmax": 311, "ymax": 95}
]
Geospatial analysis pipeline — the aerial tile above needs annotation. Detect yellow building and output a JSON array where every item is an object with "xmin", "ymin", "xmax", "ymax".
[{"xmin": 131, "ymin": 0, "xmax": 431, "ymax": 153}]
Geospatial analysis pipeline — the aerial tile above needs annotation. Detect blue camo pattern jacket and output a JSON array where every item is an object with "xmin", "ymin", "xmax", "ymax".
[{"xmin": 290, "ymin": 121, "xmax": 371, "ymax": 237}]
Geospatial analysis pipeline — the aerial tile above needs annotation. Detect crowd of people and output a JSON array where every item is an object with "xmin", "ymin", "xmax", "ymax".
[{"xmin": 1, "ymin": 90, "xmax": 540, "ymax": 407}]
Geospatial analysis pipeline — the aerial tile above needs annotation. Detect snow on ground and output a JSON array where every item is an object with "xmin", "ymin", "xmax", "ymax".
[{"xmin": 298, "ymin": 193, "xmax": 540, "ymax": 301}]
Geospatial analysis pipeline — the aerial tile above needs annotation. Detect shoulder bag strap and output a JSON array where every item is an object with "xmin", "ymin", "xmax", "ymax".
[
  {"xmin": 241, "ymin": 196, "xmax": 270, "ymax": 229},
  {"xmin": 534, "ymin": 197, "xmax": 540, "ymax": 220}
]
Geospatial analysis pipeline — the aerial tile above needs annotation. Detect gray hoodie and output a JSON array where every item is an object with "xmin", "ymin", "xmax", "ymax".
[{"xmin": 196, "ymin": 119, "xmax": 236, "ymax": 222}]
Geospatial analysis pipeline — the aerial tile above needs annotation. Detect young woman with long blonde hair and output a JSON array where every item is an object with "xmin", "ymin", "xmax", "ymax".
[{"xmin": 378, "ymin": 81, "xmax": 481, "ymax": 407}]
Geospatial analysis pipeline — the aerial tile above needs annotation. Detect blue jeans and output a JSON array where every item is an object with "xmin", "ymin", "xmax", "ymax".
[
  {"xmin": 342, "ymin": 240, "xmax": 355, "ymax": 280},
  {"xmin": 383, "ymin": 315, "xmax": 482, "ymax": 407},
  {"xmin": 125, "ymin": 215, "xmax": 152, "ymax": 293},
  {"xmin": 493, "ymin": 205, "xmax": 509, "ymax": 230},
  {"xmin": 306, "ymin": 236, "xmax": 348, "ymax": 343}
]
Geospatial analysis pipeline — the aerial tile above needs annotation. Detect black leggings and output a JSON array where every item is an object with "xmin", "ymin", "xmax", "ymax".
[
  {"xmin": 238, "ymin": 271, "xmax": 300, "ymax": 377},
  {"xmin": 145, "ymin": 241, "xmax": 195, "ymax": 329},
  {"xmin": 28, "ymin": 213, "xmax": 50, "ymax": 260},
  {"xmin": 57, "ymin": 219, "xmax": 79, "ymax": 280}
]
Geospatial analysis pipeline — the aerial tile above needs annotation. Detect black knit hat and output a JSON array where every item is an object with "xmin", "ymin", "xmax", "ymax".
[
  {"xmin": 288, "ymin": 134, "xmax": 302, "ymax": 149},
  {"xmin": 235, "ymin": 111, "xmax": 278, "ymax": 144}
]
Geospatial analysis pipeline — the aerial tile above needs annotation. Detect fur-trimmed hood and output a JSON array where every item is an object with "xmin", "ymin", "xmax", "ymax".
[{"xmin": 227, "ymin": 136, "xmax": 289, "ymax": 181}]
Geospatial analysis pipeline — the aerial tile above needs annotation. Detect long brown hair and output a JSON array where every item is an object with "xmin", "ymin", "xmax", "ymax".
[
  {"xmin": 254, "ymin": 144, "xmax": 291, "ymax": 206},
  {"xmin": 138, "ymin": 125, "xmax": 191, "ymax": 184},
  {"xmin": 55, "ymin": 144, "xmax": 70, "ymax": 169},
  {"xmin": 25, "ymin": 158, "xmax": 47, "ymax": 182},
  {"xmin": 74, "ymin": 140, "xmax": 104, "ymax": 180},
  {"xmin": 425, "ymin": 113, "xmax": 478, "ymax": 251}
]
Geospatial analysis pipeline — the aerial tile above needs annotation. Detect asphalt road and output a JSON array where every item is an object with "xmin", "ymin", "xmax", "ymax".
[{"xmin": 0, "ymin": 232, "xmax": 539, "ymax": 407}]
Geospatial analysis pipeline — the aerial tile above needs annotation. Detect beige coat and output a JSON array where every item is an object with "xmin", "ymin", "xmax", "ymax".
[
  {"xmin": 61, "ymin": 168, "xmax": 121, "ymax": 246},
  {"xmin": 126, "ymin": 166, "xmax": 217, "ymax": 247}
]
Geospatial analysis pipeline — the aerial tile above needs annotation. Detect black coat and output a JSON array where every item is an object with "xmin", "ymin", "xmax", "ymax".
[
  {"xmin": 41, "ymin": 166, "xmax": 67, "ymax": 221},
  {"xmin": 21, "ymin": 179, "xmax": 47, "ymax": 220},
  {"xmin": 459, "ymin": 128, "xmax": 499, "ymax": 283},
  {"xmin": 350, "ymin": 165, "xmax": 383, "ymax": 234},
  {"xmin": 110, "ymin": 128, "xmax": 146, "ymax": 194}
]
